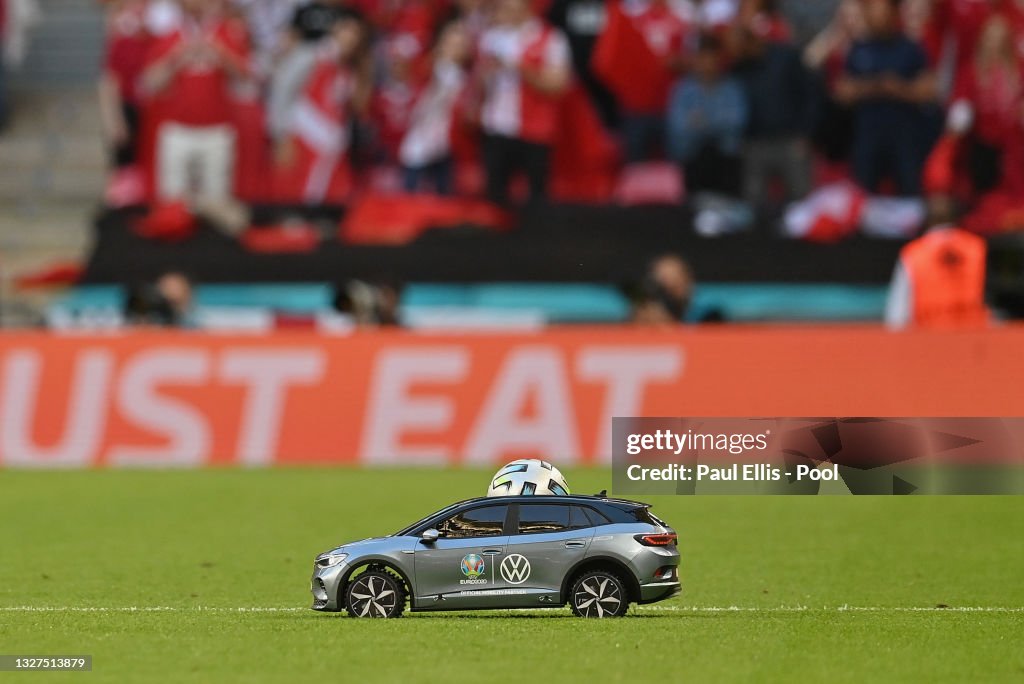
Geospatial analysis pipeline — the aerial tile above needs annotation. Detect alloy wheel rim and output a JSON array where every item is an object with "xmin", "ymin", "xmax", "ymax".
[
  {"xmin": 350, "ymin": 576, "xmax": 397, "ymax": 617},
  {"xmin": 574, "ymin": 576, "xmax": 622, "ymax": 617}
]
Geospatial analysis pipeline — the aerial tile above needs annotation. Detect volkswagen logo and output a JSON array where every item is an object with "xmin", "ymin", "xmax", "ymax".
[{"xmin": 499, "ymin": 554, "xmax": 531, "ymax": 584}]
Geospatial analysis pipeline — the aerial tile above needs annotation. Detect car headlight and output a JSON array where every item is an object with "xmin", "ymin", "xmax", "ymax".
[{"xmin": 316, "ymin": 553, "xmax": 348, "ymax": 568}]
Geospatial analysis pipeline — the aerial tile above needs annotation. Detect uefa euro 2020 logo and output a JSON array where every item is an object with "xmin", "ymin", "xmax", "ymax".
[{"xmin": 460, "ymin": 554, "xmax": 486, "ymax": 584}]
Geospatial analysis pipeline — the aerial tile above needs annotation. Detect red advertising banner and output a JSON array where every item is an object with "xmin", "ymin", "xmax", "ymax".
[{"xmin": 1, "ymin": 326, "xmax": 1023, "ymax": 468}]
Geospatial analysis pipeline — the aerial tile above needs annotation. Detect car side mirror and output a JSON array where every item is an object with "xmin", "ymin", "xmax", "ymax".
[{"xmin": 420, "ymin": 529, "xmax": 440, "ymax": 544}]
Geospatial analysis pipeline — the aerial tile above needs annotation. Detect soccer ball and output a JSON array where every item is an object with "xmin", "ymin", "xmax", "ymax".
[{"xmin": 486, "ymin": 459, "xmax": 570, "ymax": 496}]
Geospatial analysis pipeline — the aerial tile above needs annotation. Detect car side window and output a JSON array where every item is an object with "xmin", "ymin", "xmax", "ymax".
[
  {"xmin": 517, "ymin": 504, "xmax": 575, "ymax": 534},
  {"xmin": 437, "ymin": 505, "xmax": 507, "ymax": 539},
  {"xmin": 581, "ymin": 505, "xmax": 611, "ymax": 527},
  {"xmin": 568, "ymin": 505, "xmax": 592, "ymax": 530}
]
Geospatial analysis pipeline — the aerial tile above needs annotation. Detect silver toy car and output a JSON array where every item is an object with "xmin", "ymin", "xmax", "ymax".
[{"xmin": 311, "ymin": 494, "xmax": 680, "ymax": 618}]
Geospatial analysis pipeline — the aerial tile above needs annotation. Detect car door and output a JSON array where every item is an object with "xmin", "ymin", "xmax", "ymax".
[
  {"xmin": 501, "ymin": 503, "xmax": 595, "ymax": 606},
  {"xmin": 412, "ymin": 503, "xmax": 510, "ymax": 610}
]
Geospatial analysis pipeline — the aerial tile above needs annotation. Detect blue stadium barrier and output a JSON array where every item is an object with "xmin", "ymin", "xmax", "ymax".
[
  {"xmin": 690, "ymin": 284, "xmax": 889, "ymax": 322},
  {"xmin": 402, "ymin": 284, "xmax": 631, "ymax": 323},
  {"xmin": 49, "ymin": 282, "xmax": 889, "ymax": 325}
]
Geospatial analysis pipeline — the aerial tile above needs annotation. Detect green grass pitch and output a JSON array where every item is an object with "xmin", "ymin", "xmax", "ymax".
[{"xmin": 1, "ymin": 469, "xmax": 1022, "ymax": 682}]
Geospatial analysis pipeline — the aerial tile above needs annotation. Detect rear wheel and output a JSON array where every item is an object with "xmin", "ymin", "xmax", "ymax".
[
  {"xmin": 569, "ymin": 570, "xmax": 628, "ymax": 618},
  {"xmin": 345, "ymin": 571, "xmax": 405, "ymax": 618}
]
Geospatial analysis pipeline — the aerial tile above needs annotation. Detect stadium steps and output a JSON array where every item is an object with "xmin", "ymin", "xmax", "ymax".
[
  {"xmin": 0, "ymin": 84, "xmax": 108, "ymax": 204},
  {"xmin": 0, "ymin": 87, "xmax": 105, "ymax": 243},
  {"xmin": 1, "ymin": 0, "xmax": 109, "ymax": 203},
  {"xmin": 8, "ymin": 0, "xmax": 105, "ymax": 91},
  {"xmin": 0, "ymin": 1, "xmax": 107, "ymax": 325},
  {"xmin": 0, "ymin": 91, "xmax": 102, "ymax": 327}
]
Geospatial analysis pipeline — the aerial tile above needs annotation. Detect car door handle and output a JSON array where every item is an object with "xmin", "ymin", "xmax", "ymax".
[
  {"xmin": 564, "ymin": 541, "xmax": 587, "ymax": 549},
  {"xmin": 482, "ymin": 549, "xmax": 503, "ymax": 555}
]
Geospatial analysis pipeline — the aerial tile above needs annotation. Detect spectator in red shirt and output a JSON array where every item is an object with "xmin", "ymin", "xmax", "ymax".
[
  {"xmin": 399, "ymin": 19, "xmax": 472, "ymax": 194},
  {"xmin": 140, "ymin": 0, "xmax": 250, "ymax": 203},
  {"xmin": 99, "ymin": 0, "xmax": 151, "ymax": 168},
  {"xmin": 267, "ymin": 1, "xmax": 350, "ymax": 146},
  {"xmin": 621, "ymin": 0, "xmax": 695, "ymax": 161},
  {"xmin": 477, "ymin": 0, "xmax": 572, "ymax": 205},
  {"xmin": 272, "ymin": 11, "xmax": 371, "ymax": 204},
  {"xmin": 949, "ymin": 14, "xmax": 1023, "ymax": 191},
  {"xmin": 920, "ymin": 0, "xmax": 998, "ymax": 76},
  {"xmin": 374, "ymin": 0, "xmax": 441, "ymax": 60},
  {"xmin": 370, "ymin": 34, "xmax": 423, "ymax": 165},
  {"xmin": 1003, "ymin": 0, "xmax": 1024, "ymax": 60}
]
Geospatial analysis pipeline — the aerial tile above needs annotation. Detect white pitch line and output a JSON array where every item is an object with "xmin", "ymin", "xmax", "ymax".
[
  {"xmin": 0, "ymin": 606, "xmax": 306, "ymax": 613},
  {"xmin": 0, "ymin": 605, "xmax": 1021, "ymax": 613},
  {"xmin": 638, "ymin": 605, "xmax": 1024, "ymax": 613}
]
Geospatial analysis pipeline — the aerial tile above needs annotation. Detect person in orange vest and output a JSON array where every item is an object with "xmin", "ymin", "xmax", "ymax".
[{"xmin": 885, "ymin": 224, "xmax": 990, "ymax": 329}]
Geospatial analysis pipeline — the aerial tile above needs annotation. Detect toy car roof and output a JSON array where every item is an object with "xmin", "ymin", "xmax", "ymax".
[
  {"xmin": 453, "ymin": 493, "xmax": 652, "ymax": 509},
  {"xmin": 392, "ymin": 493, "xmax": 658, "ymax": 537}
]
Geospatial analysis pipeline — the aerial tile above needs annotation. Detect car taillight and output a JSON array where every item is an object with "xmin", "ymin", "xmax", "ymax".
[{"xmin": 635, "ymin": 533, "xmax": 677, "ymax": 546}]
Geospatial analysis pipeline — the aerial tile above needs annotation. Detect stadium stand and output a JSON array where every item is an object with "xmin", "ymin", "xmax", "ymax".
[{"xmin": 3, "ymin": 0, "xmax": 1023, "ymax": 327}]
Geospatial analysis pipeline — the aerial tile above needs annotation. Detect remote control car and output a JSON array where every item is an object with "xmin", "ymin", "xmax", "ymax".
[{"xmin": 310, "ymin": 494, "xmax": 680, "ymax": 618}]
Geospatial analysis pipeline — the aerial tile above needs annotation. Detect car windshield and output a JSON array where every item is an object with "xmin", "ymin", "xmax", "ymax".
[{"xmin": 391, "ymin": 501, "xmax": 466, "ymax": 537}]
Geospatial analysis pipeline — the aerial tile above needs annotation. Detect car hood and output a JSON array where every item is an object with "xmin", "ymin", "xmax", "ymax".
[{"xmin": 327, "ymin": 536, "xmax": 393, "ymax": 554}]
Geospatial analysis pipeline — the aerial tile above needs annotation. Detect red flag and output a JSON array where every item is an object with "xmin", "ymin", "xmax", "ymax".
[
  {"xmin": 551, "ymin": 84, "xmax": 619, "ymax": 202},
  {"xmin": 922, "ymin": 134, "xmax": 960, "ymax": 196},
  {"xmin": 270, "ymin": 56, "xmax": 355, "ymax": 204},
  {"xmin": 241, "ymin": 224, "xmax": 321, "ymax": 254},
  {"xmin": 232, "ymin": 97, "xmax": 271, "ymax": 203},
  {"xmin": 591, "ymin": 1, "xmax": 671, "ymax": 114},
  {"xmin": 340, "ymin": 193, "xmax": 511, "ymax": 245},
  {"xmin": 133, "ymin": 201, "xmax": 198, "ymax": 242},
  {"xmin": 14, "ymin": 262, "xmax": 84, "ymax": 290}
]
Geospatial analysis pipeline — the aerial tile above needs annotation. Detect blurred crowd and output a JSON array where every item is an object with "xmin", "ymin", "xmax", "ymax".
[{"xmin": 86, "ymin": 0, "xmax": 1024, "ymax": 231}]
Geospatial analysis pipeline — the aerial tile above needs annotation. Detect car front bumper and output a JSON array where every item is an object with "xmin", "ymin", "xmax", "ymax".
[{"xmin": 310, "ymin": 560, "xmax": 349, "ymax": 612}]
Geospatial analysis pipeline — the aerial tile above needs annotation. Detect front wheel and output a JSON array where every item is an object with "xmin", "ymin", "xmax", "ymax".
[
  {"xmin": 345, "ymin": 571, "xmax": 405, "ymax": 618},
  {"xmin": 569, "ymin": 570, "xmax": 628, "ymax": 618}
]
